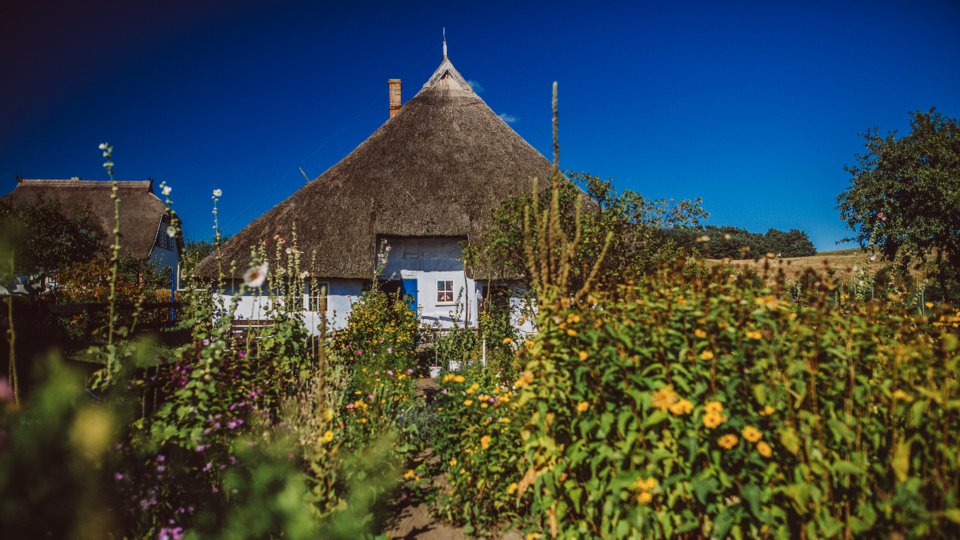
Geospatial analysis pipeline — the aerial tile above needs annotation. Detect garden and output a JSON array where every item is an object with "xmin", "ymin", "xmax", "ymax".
[{"xmin": 1, "ymin": 105, "xmax": 959, "ymax": 539}]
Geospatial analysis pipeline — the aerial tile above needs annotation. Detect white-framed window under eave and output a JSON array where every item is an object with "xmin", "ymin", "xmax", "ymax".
[
  {"xmin": 306, "ymin": 282, "xmax": 330, "ymax": 313},
  {"xmin": 436, "ymin": 279, "xmax": 455, "ymax": 304}
]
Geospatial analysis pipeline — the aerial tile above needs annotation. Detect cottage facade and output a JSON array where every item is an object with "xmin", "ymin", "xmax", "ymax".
[{"xmin": 198, "ymin": 46, "xmax": 550, "ymax": 333}]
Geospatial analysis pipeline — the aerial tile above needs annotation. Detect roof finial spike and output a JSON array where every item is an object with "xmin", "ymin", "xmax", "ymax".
[{"xmin": 443, "ymin": 27, "xmax": 447, "ymax": 58}]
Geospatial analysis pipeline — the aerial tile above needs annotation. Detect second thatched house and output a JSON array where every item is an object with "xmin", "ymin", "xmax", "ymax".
[{"xmin": 197, "ymin": 44, "xmax": 554, "ymax": 331}]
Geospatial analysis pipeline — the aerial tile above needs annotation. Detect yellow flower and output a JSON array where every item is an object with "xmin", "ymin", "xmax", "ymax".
[
  {"xmin": 577, "ymin": 401, "xmax": 590, "ymax": 412},
  {"xmin": 466, "ymin": 388, "xmax": 476, "ymax": 395},
  {"xmin": 503, "ymin": 337, "xmax": 513, "ymax": 344},
  {"xmin": 926, "ymin": 302, "xmax": 934, "ymax": 309},
  {"xmin": 449, "ymin": 459, "xmax": 457, "ymax": 467},
  {"xmin": 637, "ymin": 491, "xmax": 653, "ymax": 504},
  {"xmin": 699, "ymin": 350, "xmax": 714, "ymax": 361},
  {"xmin": 705, "ymin": 401, "xmax": 724, "ymax": 414},
  {"xmin": 703, "ymin": 411, "xmax": 724, "ymax": 429},
  {"xmin": 404, "ymin": 469, "xmax": 416, "ymax": 480},
  {"xmin": 463, "ymin": 400, "xmax": 474, "ymax": 406},
  {"xmin": 507, "ymin": 482, "xmax": 518, "ymax": 495},
  {"xmin": 579, "ymin": 351, "xmax": 588, "ymax": 361},
  {"xmin": 745, "ymin": 330, "xmax": 762, "ymax": 340},
  {"xmin": 481, "ymin": 403, "xmax": 488, "ymax": 408},
  {"xmin": 718, "ymin": 434, "xmax": 739, "ymax": 449},
  {"xmin": 323, "ymin": 430, "xmax": 334, "ymax": 442},
  {"xmin": 759, "ymin": 405, "xmax": 775, "ymax": 416},
  {"xmin": 454, "ymin": 375, "xmax": 465, "ymax": 383},
  {"xmin": 757, "ymin": 441, "xmax": 772, "ymax": 457},
  {"xmin": 470, "ymin": 383, "xmax": 480, "ymax": 391},
  {"xmin": 480, "ymin": 435, "xmax": 492, "ymax": 449},
  {"xmin": 669, "ymin": 399, "xmax": 693, "ymax": 416},
  {"xmin": 634, "ymin": 477, "xmax": 657, "ymax": 491},
  {"xmin": 694, "ymin": 329, "xmax": 707, "ymax": 338},
  {"xmin": 524, "ymin": 340, "xmax": 535, "ymax": 349},
  {"xmin": 651, "ymin": 385, "xmax": 679, "ymax": 412},
  {"xmin": 567, "ymin": 329, "xmax": 577, "ymax": 336},
  {"xmin": 742, "ymin": 426, "xmax": 762, "ymax": 442},
  {"xmin": 893, "ymin": 389, "xmax": 914, "ymax": 402}
]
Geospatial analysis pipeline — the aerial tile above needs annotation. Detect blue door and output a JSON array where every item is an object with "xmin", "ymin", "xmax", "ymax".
[{"xmin": 400, "ymin": 279, "xmax": 418, "ymax": 315}]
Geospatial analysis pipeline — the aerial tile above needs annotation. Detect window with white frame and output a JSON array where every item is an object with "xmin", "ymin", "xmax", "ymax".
[
  {"xmin": 306, "ymin": 282, "xmax": 330, "ymax": 312},
  {"xmin": 437, "ymin": 280, "xmax": 454, "ymax": 303}
]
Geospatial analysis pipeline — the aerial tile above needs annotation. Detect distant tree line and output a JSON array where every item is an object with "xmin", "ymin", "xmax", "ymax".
[{"xmin": 661, "ymin": 225, "xmax": 817, "ymax": 259}]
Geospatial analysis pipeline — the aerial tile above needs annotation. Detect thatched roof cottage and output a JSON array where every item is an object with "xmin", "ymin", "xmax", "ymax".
[
  {"xmin": 2, "ymin": 179, "xmax": 183, "ymax": 288},
  {"xmin": 200, "ymin": 44, "xmax": 554, "ymax": 330}
]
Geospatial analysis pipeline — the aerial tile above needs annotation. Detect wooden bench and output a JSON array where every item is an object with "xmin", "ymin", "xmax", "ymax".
[{"xmin": 229, "ymin": 319, "xmax": 275, "ymax": 342}]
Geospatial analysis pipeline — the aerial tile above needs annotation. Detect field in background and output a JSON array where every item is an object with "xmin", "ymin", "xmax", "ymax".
[{"xmin": 709, "ymin": 247, "xmax": 926, "ymax": 285}]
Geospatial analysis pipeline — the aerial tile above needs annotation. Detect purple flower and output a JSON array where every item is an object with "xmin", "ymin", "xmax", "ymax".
[
  {"xmin": 203, "ymin": 462, "xmax": 213, "ymax": 472},
  {"xmin": 387, "ymin": 348, "xmax": 393, "ymax": 353},
  {"xmin": 203, "ymin": 339, "xmax": 210, "ymax": 346},
  {"xmin": 239, "ymin": 352, "xmax": 246, "ymax": 358},
  {"xmin": 387, "ymin": 370, "xmax": 393, "ymax": 376},
  {"xmin": 157, "ymin": 465, "xmax": 165, "ymax": 472},
  {"xmin": 489, "ymin": 397, "xmax": 496, "ymax": 403},
  {"xmin": 212, "ymin": 487, "xmax": 218, "ymax": 493},
  {"xmin": 347, "ymin": 403, "xmax": 354, "ymax": 409},
  {"xmin": 114, "ymin": 473, "xmax": 124, "ymax": 481},
  {"xmin": 374, "ymin": 371, "xmax": 379, "ymax": 375},
  {"xmin": 442, "ymin": 389, "xmax": 448, "ymax": 394},
  {"xmin": 357, "ymin": 350, "xmax": 363, "ymax": 356},
  {"xmin": 197, "ymin": 445, "xmax": 206, "ymax": 452},
  {"xmin": 214, "ymin": 423, "xmax": 220, "ymax": 428},
  {"xmin": 407, "ymin": 369, "xmax": 413, "ymax": 374},
  {"xmin": 204, "ymin": 429, "xmax": 211, "ymax": 435},
  {"xmin": 227, "ymin": 421, "xmax": 238, "ymax": 429},
  {"xmin": 368, "ymin": 395, "xmax": 374, "ymax": 399}
]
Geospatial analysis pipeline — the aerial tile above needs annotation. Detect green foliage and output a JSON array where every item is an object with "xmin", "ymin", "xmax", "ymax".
[
  {"xmin": 662, "ymin": 225, "xmax": 817, "ymax": 259},
  {"xmin": 510, "ymin": 263, "xmax": 960, "ymax": 539},
  {"xmin": 465, "ymin": 171, "xmax": 707, "ymax": 293},
  {"xmin": 837, "ymin": 108, "xmax": 960, "ymax": 298},
  {"xmin": 0, "ymin": 192, "xmax": 106, "ymax": 295},
  {"xmin": 181, "ymin": 234, "xmax": 232, "ymax": 279}
]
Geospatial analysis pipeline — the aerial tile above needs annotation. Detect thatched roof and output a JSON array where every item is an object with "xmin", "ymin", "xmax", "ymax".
[
  {"xmin": 1, "ymin": 179, "xmax": 180, "ymax": 260},
  {"xmin": 199, "ymin": 52, "xmax": 558, "ymax": 279}
]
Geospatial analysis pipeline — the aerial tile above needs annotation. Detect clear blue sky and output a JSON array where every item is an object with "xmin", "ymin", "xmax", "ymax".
[{"xmin": 3, "ymin": 0, "xmax": 958, "ymax": 252}]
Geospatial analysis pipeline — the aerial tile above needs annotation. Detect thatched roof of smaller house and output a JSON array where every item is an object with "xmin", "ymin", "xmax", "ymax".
[
  {"xmin": 1, "ymin": 179, "xmax": 180, "ymax": 260},
  {"xmin": 198, "ymin": 51, "xmax": 564, "ymax": 280}
]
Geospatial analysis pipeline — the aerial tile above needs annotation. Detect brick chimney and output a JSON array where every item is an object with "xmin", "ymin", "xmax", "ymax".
[{"xmin": 389, "ymin": 79, "xmax": 402, "ymax": 118}]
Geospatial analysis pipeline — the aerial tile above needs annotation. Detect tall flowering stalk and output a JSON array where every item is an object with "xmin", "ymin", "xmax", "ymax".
[{"xmin": 101, "ymin": 142, "xmax": 121, "ymax": 371}]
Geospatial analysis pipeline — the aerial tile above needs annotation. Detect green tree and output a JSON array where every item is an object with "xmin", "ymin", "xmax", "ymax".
[
  {"xmin": 180, "ymin": 233, "xmax": 231, "ymax": 279},
  {"xmin": 0, "ymin": 193, "xmax": 106, "ymax": 295},
  {"xmin": 465, "ymin": 172, "xmax": 707, "ymax": 292},
  {"xmin": 837, "ymin": 108, "xmax": 960, "ymax": 294}
]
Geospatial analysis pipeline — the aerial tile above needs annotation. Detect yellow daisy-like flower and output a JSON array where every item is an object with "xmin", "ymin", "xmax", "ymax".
[
  {"xmin": 524, "ymin": 340, "xmax": 535, "ymax": 349},
  {"xmin": 480, "ymin": 435, "xmax": 492, "ymax": 449},
  {"xmin": 323, "ymin": 430, "xmax": 334, "ymax": 442},
  {"xmin": 925, "ymin": 302, "xmax": 934, "ymax": 309},
  {"xmin": 705, "ymin": 401, "xmax": 724, "ymax": 414},
  {"xmin": 442, "ymin": 374, "xmax": 454, "ymax": 383},
  {"xmin": 466, "ymin": 388, "xmax": 476, "ymax": 395},
  {"xmin": 634, "ymin": 477, "xmax": 657, "ymax": 491},
  {"xmin": 464, "ymin": 400, "xmax": 474, "ymax": 406},
  {"xmin": 404, "ymin": 469, "xmax": 416, "ymax": 480},
  {"xmin": 694, "ymin": 329, "xmax": 707, "ymax": 338},
  {"xmin": 718, "ymin": 434, "xmax": 739, "ymax": 449},
  {"xmin": 746, "ymin": 330, "xmax": 762, "ymax": 340},
  {"xmin": 449, "ymin": 459, "xmax": 457, "ymax": 467},
  {"xmin": 503, "ymin": 337, "xmax": 513, "ymax": 344},
  {"xmin": 567, "ymin": 313, "xmax": 581, "ymax": 323},
  {"xmin": 567, "ymin": 329, "xmax": 577, "ymax": 336},
  {"xmin": 703, "ymin": 411, "xmax": 724, "ymax": 429},
  {"xmin": 507, "ymin": 482, "xmax": 518, "ymax": 495},
  {"xmin": 699, "ymin": 350, "xmax": 715, "ymax": 361},
  {"xmin": 669, "ymin": 399, "xmax": 693, "ymax": 416},
  {"xmin": 577, "ymin": 401, "xmax": 590, "ymax": 412},
  {"xmin": 454, "ymin": 375, "xmax": 465, "ymax": 383},
  {"xmin": 759, "ymin": 405, "xmax": 775, "ymax": 416},
  {"xmin": 637, "ymin": 491, "xmax": 653, "ymax": 504},
  {"xmin": 742, "ymin": 426, "xmax": 762, "ymax": 443},
  {"xmin": 579, "ymin": 351, "xmax": 588, "ymax": 361},
  {"xmin": 757, "ymin": 441, "xmax": 772, "ymax": 457},
  {"xmin": 651, "ymin": 385, "xmax": 679, "ymax": 412}
]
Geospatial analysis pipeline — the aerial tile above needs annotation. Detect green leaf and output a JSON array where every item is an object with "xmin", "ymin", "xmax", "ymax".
[
  {"xmin": 943, "ymin": 509, "xmax": 960, "ymax": 524},
  {"xmin": 644, "ymin": 410, "xmax": 669, "ymax": 428},
  {"xmin": 892, "ymin": 438, "xmax": 911, "ymax": 483},
  {"xmin": 692, "ymin": 477, "xmax": 718, "ymax": 505},
  {"xmin": 740, "ymin": 484, "xmax": 762, "ymax": 518},
  {"xmin": 826, "ymin": 418, "xmax": 854, "ymax": 443},
  {"xmin": 830, "ymin": 460, "xmax": 863, "ymax": 475},
  {"xmin": 779, "ymin": 427, "xmax": 801, "ymax": 455}
]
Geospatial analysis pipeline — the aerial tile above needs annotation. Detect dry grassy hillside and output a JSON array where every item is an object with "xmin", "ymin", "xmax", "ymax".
[{"xmin": 709, "ymin": 248, "xmax": 925, "ymax": 285}]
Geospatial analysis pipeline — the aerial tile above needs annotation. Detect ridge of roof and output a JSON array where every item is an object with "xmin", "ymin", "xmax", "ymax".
[
  {"xmin": 16, "ymin": 179, "xmax": 155, "ymax": 193},
  {"xmin": 418, "ymin": 55, "xmax": 473, "ymax": 95}
]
